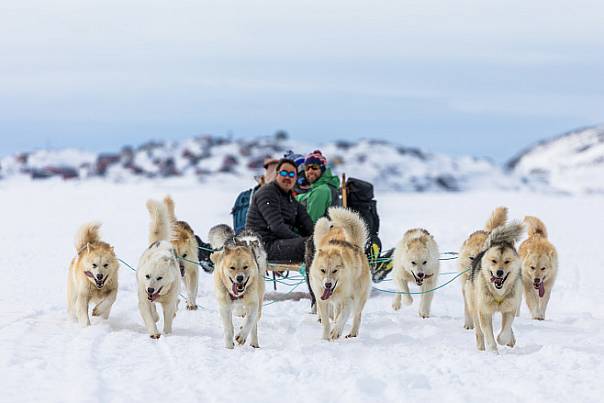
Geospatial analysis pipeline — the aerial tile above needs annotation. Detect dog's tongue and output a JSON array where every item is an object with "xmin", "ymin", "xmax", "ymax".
[
  {"xmin": 538, "ymin": 282, "xmax": 545, "ymax": 298},
  {"xmin": 232, "ymin": 283, "xmax": 240, "ymax": 296},
  {"xmin": 321, "ymin": 288, "xmax": 333, "ymax": 300}
]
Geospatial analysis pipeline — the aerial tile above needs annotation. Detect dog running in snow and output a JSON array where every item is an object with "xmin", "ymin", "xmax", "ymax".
[
  {"xmin": 67, "ymin": 222, "xmax": 119, "ymax": 327},
  {"xmin": 309, "ymin": 207, "xmax": 371, "ymax": 341},
  {"xmin": 209, "ymin": 224, "xmax": 266, "ymax": 349},
  {"xmin": 519, "ymin": 216, "xmax": 558, "ymax": 320},
  {"xmin": 163, "ymin": 195, "xmax": 200, "ymax": 310},
  {"xmin": 458, "ymin": 207, "xmax": 508, "ymax": 329},
  {"xmin": 137, "ymin": 200, "xmax": 181, "ymax": 339},
  {"xmin": 391, "ymin": 228, "xmax": 440, "ymax": 318},
  {"xmin": 465, "ymin": 222, "xmax": 524, "ymax": 352}
]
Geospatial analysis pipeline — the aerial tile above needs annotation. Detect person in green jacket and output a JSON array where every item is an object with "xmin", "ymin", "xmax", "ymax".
[{"xmin": 296, "ymin": 150, "xmax": 340, "ymax": 223}]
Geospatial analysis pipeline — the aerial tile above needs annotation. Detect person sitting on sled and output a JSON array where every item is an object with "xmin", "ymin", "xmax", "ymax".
[
  {"xmin": 246, "ymin": 158, "xmax": 314, "ymax": 263},
  {"xmin": 296, "ymin": 150, "xmax": 340, "ymax": 223}
]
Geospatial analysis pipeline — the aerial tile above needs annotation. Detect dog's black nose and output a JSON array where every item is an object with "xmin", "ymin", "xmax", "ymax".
[
  {"xmin": 417, "ymin": 272, "xmax": 425, "ymax": 278},
  {"xmin": 534, "ymin": 278, "xmax": 541, "ymax": 284},
  {"xmin": 236, "ymin": 274, "xmax": 245, "ymax": 283},
  {"xmin": 96, "ymin": 273, "xmax": 103, "ymax": 280},
  {"xmin": 325, "ymin": 282, "xmax": 333, "ymax": 289},
  {"xmin": 496, "ymin": 269, "xmax": 504, "ymax": 277},
  {"xmin": 147, "ymin": 287, "xmax": 155, "ymax": 294}
]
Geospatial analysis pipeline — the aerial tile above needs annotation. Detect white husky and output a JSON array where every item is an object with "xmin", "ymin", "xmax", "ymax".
[{"xmin": 137, "ymin": 200, "xmax": 181, "ymax": 339}]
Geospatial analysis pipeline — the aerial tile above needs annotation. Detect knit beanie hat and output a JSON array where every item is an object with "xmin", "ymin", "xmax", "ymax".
[
  {"xmin": 283, "ymin": 150, "xmax": 305, "ymax": 167},
  {"xmin": 304, "ymin": 150, "xmax": 327, "ymax": 172}
]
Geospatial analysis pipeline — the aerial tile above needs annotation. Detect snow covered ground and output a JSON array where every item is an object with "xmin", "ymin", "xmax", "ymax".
[{"xmin": 1, "ymin": 178, "xmax": 603, "ymax": 403}]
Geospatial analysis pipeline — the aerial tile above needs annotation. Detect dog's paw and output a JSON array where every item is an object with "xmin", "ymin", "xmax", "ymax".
[
  {"xmin": 186, "ymin": 304, "xmax": 198, "ymax": 311},
  {"xmin": 533, "ymin": 315, "xmax": 544, "ymax": 321},
  {"xmin": 329, "ymin": 328, "xmax": 341, "ymax": 341},
  {"xmin": 92, "ymin": 307, "xmax": 100, "ymax": 317},
  {"xmin": 498, "ymin": 332, "xmax": 516, "ymax": 348},
  {"xmin": 419, "ymin": 311, "xmax": 430, "ymax": 319},
  {"xmin": 235, "ymin": 333, "xmax": 247, "ymax": 345},
  {"xmin": 392, "ymin": 300, "xmax": 401, "ymax": 311},
  {"xmin": 464, "ymin": 323, "xmax": 474, "ymax": 330},
  {"xmin": 345, "ymin": 332, "xmax": 358, "ymax": 339},
  {"xmin": 477, "ymin": 343, "xmax": 485, "ymax": 351},
  {"xmin": 250, "ymin": 342, "xmax": 260, "ymax": 348},
  {"xmin": 403, "ymin": 296, "xmax": 413, "ymax": 306},
  {"xmin": 225, "ymin": 342, "xmax": 234, "ymax": 349},
  {"xmin": 150, "ymin": 334, "xmax": 161, "ymax": 340}
]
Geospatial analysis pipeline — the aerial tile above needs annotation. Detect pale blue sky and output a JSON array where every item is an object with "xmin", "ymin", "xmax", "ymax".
[{"xmin": 1, "ymin": 0, "xmax": 603, "ymax": 162}]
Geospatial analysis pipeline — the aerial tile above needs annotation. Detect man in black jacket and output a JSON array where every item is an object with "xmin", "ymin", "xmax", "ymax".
[{"xmin": 246, "ymin": 158, "xmax": 314, "ymax": 263}]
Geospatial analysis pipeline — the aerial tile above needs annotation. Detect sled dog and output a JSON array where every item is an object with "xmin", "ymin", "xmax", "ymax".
[
  {"xmin": 458, "ymin": 207, "xmax": 508, "ymax": 328},
  {"xmin": 163, "ymin": 195, "xmax": 200, "ymax": 310},
  {"xmin": 67, "ymin": 222, "xmax": 119, "ymax": 327},
  {"xmin": 209, "ymin": 224, "xmax": 266, "ymax": 349},
  {"xmin": 137, "ymin": 200, "xmax": 181, "ymax": 339},
  {"xmin": 391, "ymin": 228, "xmax": 440, "ymax": 318},
  {"xmin": 309, "ymin": 207, "xmax": 371, "ymax": 340},
  {"xmin": 519, "ymin": 216, "xmax": 558, "ymax": 320},
  {"xmin": 465, "ymin": 222, "xmax": 524, "ymax": 352}
]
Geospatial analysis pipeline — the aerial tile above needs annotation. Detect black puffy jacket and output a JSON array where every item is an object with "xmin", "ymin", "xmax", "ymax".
[{"xmin": 245, "ymin": 181, "xmax": 314, "ymax": 247}]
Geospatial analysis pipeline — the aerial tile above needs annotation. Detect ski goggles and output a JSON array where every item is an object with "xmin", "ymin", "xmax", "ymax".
[
  {"xmin": 305, "ymin": 164, "xmax": 321, "ymax": 171},
  {"xmin": 278, "ymin": 170, "xmax": 296, "ymax": 178}
]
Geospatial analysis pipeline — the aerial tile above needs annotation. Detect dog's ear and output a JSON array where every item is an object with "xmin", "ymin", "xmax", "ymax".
[
  {"xmin": 86, "ymin": 243, "xmax": 91, "ymax": 254},
  {"xmin": 210, "ymin": 251, "xmax": 223, "ymax": 265}
]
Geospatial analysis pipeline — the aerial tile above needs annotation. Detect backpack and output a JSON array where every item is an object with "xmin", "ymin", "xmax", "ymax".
[
  {"xmin": 231, "ymin": 187, "xmax": 256, "ymax": 234},
  {"xmin": 344, "ymin": 177, "xmax": 382, "ymax": 259}
]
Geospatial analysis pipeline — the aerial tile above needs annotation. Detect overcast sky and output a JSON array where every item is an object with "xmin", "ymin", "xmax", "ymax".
[{"xmin": 1, "ymin": 0, "xmax": 603, "ymax": 161}]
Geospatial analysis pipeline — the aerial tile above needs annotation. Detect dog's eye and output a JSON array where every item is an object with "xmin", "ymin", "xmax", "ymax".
[
  {"xmin": 157, "ymin": 276, "xmax": 163, "ymax": 280},
  {"xmin": 243, "ymin": 266, "xmax": 248, "ymax": 270},
  {"xmin": 333, "ymin": 270, "xmax": 338, "ymax": 274},
  {"xmin": 230, "ymin": 267, "xmax": 236, "ymax": 271},
  {"xmin": 541, "ymin": 267, "xmax": 546, "ymax": 271},
  {"xmin": 103, "ymin": 263, "xmax": 108, "ymax": 268},
  {"xmin": 321, "ymin": 269, "xmax": 326, "ymax": 273},
  {"xmin": 491, "ymin": 259, "xmax": 497, "ymax": 264},
  {"xmin": 411, "ymin": 261, "xmax": 416, "ymax": 266},
  {"xmin": 422, "ymin": 261, "xmax": 427, "ymax": 265},
  {"xmin": 530, "ymin": 266, "xmax": 535, "ymax": 270},
  {"xmin": 92, "ymin": 263, "xmax": 97, "ymax": 268},
  {"xmin": 469, "ymin": 256, "xmax": 475, "ymax": 261},
  {"xmin": 145, "ymin": 274, "xmax": 151, "ymax": 279},
  {"xmin": 504, "ymin": 260, "xmax": 510, "ymax": 265},
  {"xmin": 182, "ymin": 253, "xmax": 187, "ymax": 258}
]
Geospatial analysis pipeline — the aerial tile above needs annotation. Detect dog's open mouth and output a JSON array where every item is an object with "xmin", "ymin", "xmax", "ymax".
[
  {"xmin": 321, "ymin": 281, "xmax": 338, "ymax": 300},
  {"xmin": 490, "ymin": 272, "xmax": 510, "ymax": 289},
  {"xmin": 147, "ymin": 286, "xmax": 163, "ymax": 302},
  {"xmin": 411, "ymin": 272, "xmax": 433, "ymax": 286},
  {"xmin": 231, "ymin": 278, "xmax": 248, "ymax": 297},
  {"xmin": 85, "ymin": 271, "xmax": 107, "ymax": 289},
  {"xmin": 533, "ymin": 279, "xmax": 545, "ymax": 298}
]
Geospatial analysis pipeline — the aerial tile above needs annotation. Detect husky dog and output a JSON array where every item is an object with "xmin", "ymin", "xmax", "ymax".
[
  {"xmin": 67, "ymin": 222, "xmax": 119, "ymax": 327},
  {"xmin": 163, "ymin": 196, "xmax": 200, "ymax": 310},
  {"xmin": 137, "ymin": 200, "xmax": 181, "ymax": 339},
  {"xmin": 209, "ymin": 224, "xmax": 266, "ymax": 349},
  {"xmin": 309, "ymin": 207, "xmax": 371, "ymax": 341},
  {"xmin": 391, "ymin": 229, "xmax": 440, "ymax": 318},
  {"xmin": 458, "ymin": 207, "xmax": 508, "ymax": 329},
  {"xmin": 465, "ymin": 222, "xmax": 524, "ymax": 352},
  {"xmin": 519, "ymin": 216, "xmax": 558, "ymax": 320}
]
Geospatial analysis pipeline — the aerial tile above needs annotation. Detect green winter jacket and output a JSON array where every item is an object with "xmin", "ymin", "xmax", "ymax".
[{"xmin": 296, "ymin": 168, "xmax": 340, "ymax": 223}]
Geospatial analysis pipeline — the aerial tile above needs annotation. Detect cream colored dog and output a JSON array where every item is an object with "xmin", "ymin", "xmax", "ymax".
[
  {"xmin": 209, "ymin": 224, "xmax": 266, "ymax": 349},
  {"xmin": 137, "ymin": 200, "xmax": 181, "ymax": 339},
  {"xmin": 519, "ymin": 216, "xmax": 558, "ymax": 320},
  {"xmin": 392, "ymin": 228, "xmax": 440, "ymax": 318},
  {"xmin": 163, "ymin": 195, "xmax": 200, "ymax": 310},
  {"xmin": 309, "ymin": 207, "xmax": 371, "ymax": 341},
  {"xmin": 465, "ymin": 222, "xmax": 524, "ymax": 353},
  {"xmin": 67, "ymin": 222, "xmax": 119, "ymax": 327},
  {"xmin": 458, "ymin": 207, "xmax": 508, "ymax": 329}
]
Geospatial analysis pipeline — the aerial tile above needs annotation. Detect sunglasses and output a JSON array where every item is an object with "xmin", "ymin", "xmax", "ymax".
[
  {"xmin": 279, "ymin": 170, "xmax": 296, "ymax": 178},
  {"xmin": 305, "ymin": 164, "xmax": 321, "ymax": 171}
]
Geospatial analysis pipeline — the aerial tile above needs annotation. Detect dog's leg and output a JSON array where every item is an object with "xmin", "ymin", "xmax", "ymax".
[
  {"xmin": 139, "ymin": 299, "xmax": 160, "ymax": 338},
  {"xmin": 75, "ymin": 293, "xmax": 91, "ymax": 327},
  {"xmin": 219, "ymin": 303, "xmax": 235, "ymax": 349},
  {"xmin": 419, "ymin": 280, "xmax": 435, "ymax": 318},
  {"xmin": 478, "ymin": 312, "xmax": 498, "ymax": 353},
  {"xmin": 473, "ymin": 313, "xmax": 485, "ymax": 351},
  {"xmin": 162, "ymin": 300, "xmax": 177, "ymax": 334},
  {"xmin": 347, "ymin": 300, "xmax": 363, "ymax": 339},
  {"xmin": 236, "ymin": 302, "xmax": 258, "ymax": 346},
  {"xmin": 330, "ymin": 301, "xmax": 351, "ymax": 341},
  {"xmin": 317, "ymin": 301, "xmax": 330, "ymax": 340},
  {"xmin": 92, "ymin": 288, "xmax": 117, "ymax": 319},
  {"xmin": 185, "ymin": 266, "xmax": 199, "ymax": 310},
  {"xmin": 515, "ymin": 291, "xmax": 522, "ymax": 317},
  {"xmin": 392, "ymin": 276, "xmax": 412, "ymax": 311},
  {"xmin": 538, "ymin": 286, "xmax": 552, "ymax": 320},
  {"xmin": 497, "ymin": 311, "xmax": 516, "ymax": 348},
  {"xmin": 462, "ymin": 284, "xmax": 474, "ymax": 329},
  {"xmin": 524, "ymin": 286, "xmax": 541, "ymax": 320}
]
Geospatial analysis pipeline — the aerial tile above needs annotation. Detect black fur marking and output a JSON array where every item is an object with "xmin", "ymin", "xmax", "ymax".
[
  {"xmin": 148, "ymin": 241, "xmax": 160, "ymax": 249},
  {"xmin": 327, "ymin": 239, "xmax": 360, "ymax": 251}
]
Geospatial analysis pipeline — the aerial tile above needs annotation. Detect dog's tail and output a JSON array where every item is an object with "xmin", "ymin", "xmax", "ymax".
[
  {"xmin": 208, "ymin": 224, "xmax": 235, "ymax": 249},
  {"xmin": 75, "ymin": 222, "xmax": 102, "ymax": 252},
  {"xmin": 524, "ymin": 216, "xmax": 548, "ymax": 239},
  {"xmin": 163, "ymin": 195, "xmax": 177, "ymax": 223},
  {"xmin": 484, "ymin": 207, "xmax": 508, "ymax": 232},
  {"xmin": 484, "ymin": 221, "xmax": 524, "ymax": 250},
  {"xmin": 326, "ymin": 207, "xmax": 368, "ymax": 249},
  {"xmin": 146, "ymin": 199, "xmax": 171, "ymax": 244}
]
